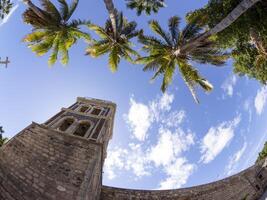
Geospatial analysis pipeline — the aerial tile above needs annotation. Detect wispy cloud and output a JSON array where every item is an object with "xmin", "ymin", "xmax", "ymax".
[
  {"xmin": 0, "ymin": 3, "xmax": 19, "ymax": 27},
  {"xmin": 254, "ymin": 86, "xmax": 267, "ymax": 115},
  {"xmin": 200, "ymin": 115, "xmax": 241, "ymax": 164},
  {"xmin": 162, "ymin": 110, "xmax": 186, "ymax": 128},
  {"xmin": 221, "ymin": 75, "xmax": 237, "ymax": 98},
  {"xmin": 225, "ymin": 141, "xmax": 247, "ymax": 176}
]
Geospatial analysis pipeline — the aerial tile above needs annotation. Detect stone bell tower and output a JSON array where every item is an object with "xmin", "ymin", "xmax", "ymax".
[{"xmin": 0, "ymin": 97, "xmax": 116, "ymax": 200}]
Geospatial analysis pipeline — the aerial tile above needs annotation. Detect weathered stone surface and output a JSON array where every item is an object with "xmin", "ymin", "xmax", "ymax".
[
  {"xmin": 0, "ymin": 123, "xmax": 102, "ymax": 200},
  {"xmin": 100, "ymin": 162, "xmax": 267, "ymax": 200}
]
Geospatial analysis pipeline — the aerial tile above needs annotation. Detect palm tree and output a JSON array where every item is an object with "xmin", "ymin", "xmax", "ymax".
[
  {"xmin": 126, "ymin": 0, "xmax": 165, "ymax": 16},
  {"xmin": 179, "ymin": 0, "xmax": 261, "ymax": 54},
  {"xmin": 0, "ymin": 0, "xmax": 13, "ymax": 19},
  {"xmin": 137, "ymin": 16, "xmax": 228, "ymax": 103},
  {"xmin": 23, "ymin": 0, "xmax": 91, "ymax": 65},
  {"xmin": 86, "ymin": 12, "xmax": 139, "ymax": 72},
  {"xmin": 0, "ymin": 126, "xmax": 7, "ymax": 147}
]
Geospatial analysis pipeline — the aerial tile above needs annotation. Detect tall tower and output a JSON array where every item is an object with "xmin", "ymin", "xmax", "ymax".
[{"xmin": 0, "ymin": 97, "xmax": 116, "ymax": 200}]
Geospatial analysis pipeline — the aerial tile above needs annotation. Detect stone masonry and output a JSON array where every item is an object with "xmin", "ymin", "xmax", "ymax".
[{"xmin": 0, "ymin": 97, "xmax": 267, "ymax": 200}]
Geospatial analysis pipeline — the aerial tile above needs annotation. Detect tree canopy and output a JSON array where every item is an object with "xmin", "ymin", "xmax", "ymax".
[
  {"xmin": 0, "ymin": 126, "xmax": 7, "ymax": 147},
  {"xmin": 187, "ymin": 0, "xmax": 267, "ymax": 84},
  {"xmin": 0, "ymin": 0, "xmax": 13, "ymax": 20},
  {"xmin": 256, "ymin": 141, "xmax": 267, "ymax": 163},
  {"xmin": 126, "ymin": 0, "xmax": 165, "ymax": 16}
]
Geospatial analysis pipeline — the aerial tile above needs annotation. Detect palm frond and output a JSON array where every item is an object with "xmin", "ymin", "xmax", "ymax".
[
  {"xmin": 161, "ymin": 59, "xmax": 175, "ymax": 92},
  {"xmin": 149, "ymin": 20, "xmax": 172, "ymax": 45},
  {"xmin": 23, "ymin": 31, "xmax": 48, "ymax": 42},
  {"xmin": 89, "ymin": 24, "xmax": 110, "ymax": 39},
  {"xmin": 168, "ymin": 16, "xmax": 180, "ymax": 43},
  {"xmin": 69, "ymin": 19, "xmax": 91, "ymax": 28},
  {"xmin": 58, "ymin": 0, "xmax": 69, "ymax": 20},
  {"xmin": 40, "ymin": 0, "xmax": 61, "ymax": 22},
  {"xmin": 126, "ymin": 0, "xmax": 165, "ymax": 16},
  {"xmin": 48, "ymin": 36, "xmax": 60, "ymax": 66},
  {"xmin": 67, "ymin": 0, "xmax": 79, "ymax": 21},
  {"xmin": 108, "ymin": 46, "xmax": 120, "ymax": 72},
  {"xmin": 86, "ymin": 42, "xmax": 110, "ymax": 57},
  {"xmin": 29, "ymin": 37, "xmax": 54, "ymax": 56},
  {"xmin": 58, "ymin": 37, "xmax": 69, "ymax": 65}
]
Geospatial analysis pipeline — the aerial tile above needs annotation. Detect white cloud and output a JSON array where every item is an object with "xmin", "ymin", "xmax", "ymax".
[
  {"xmin": 126, "ymin": 98, "xmax": 152, "ymax": 141},
  {"xmin": 159, "ymin": 158, "xmax": 195, "ymax": 189},
  {"xmin": 148, "ymin": 127, "xmax": 195, "ymax": 189},
  {"xmin": 148, "ymin": 127, "xmax": 194, "ymax": 167},
  {"xmin": 125, "ymin": 143, "xmax": 151, "ymax": 177},
  {"xmin": 116, "ymin": 93, "xmax": 195, "ymax": 189},
  {"xmin": 255, "ymin": 86, "xmax": 267, "ymax": 115},
  {"xmin": 200, "ymin": 115, "xmax": 241, "ymax": 164},
  {"xmin": 125, "ymin": 93, "xmax": 176, "ymax": 141},
  {"xmin": 221, "ymin": 75, "xmax": 237, "ymax": 97},
  {"xmin": 104, "ymin": 148, "xmax": 128, "ymax": 179},
  {"xmin": 104, "ymin": 145, "xmax": 150, "ymax": 179},
  {"xmin": 104, "ymin": 126, "xmax": 195, "ymax": 189},
  {"xmin": 225, "ymin": 142, "xmax": 247, "ymax": 176},
  {"xmin": 0, "ymin": 4, "xmax": 19, "ymax": 26}
]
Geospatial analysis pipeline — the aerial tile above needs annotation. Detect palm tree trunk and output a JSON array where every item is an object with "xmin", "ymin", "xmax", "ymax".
[
  {"xmin": 204, "ymin": 0, "xmax": 261, "ymax": 37},
  {"xmin": 179, "ymin": 0, "xmax": 261, "ymax": 54},
  {"xmin": 103, "ymin": 0, "xmax": 117, "ymax": 36},
  {"xmin": 23, "ymin": 0, "xmax": 47, "ymax": 20}
]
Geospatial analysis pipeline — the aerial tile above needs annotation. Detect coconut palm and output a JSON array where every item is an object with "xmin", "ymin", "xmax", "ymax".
[
  {"xmin": 137, "ymin": 16, "xmax": 228, "ymax": 103},
  {"xmin": 23, "ymin": 0, "xmax": 91, "ymax": 65},
  {"xmin": 0, "ymin": 0, "xmax": 13, "ymax": 19},
  {"xmin": 126, "ymin": 0, "xmax": 165, "ymax": 16},
  {"xmin": 86, "ymin": 12, "xmax": 139, "ymax": 72}
]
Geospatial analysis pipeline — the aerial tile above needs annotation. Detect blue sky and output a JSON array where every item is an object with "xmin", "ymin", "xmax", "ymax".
[{"xmin": 1, "ymin": 0, "xmax": 267, "ymax": 190}]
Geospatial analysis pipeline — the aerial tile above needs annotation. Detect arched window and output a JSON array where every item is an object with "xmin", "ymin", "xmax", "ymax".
[
  {"xmin": 73, "ymin": 122, "xmax": 91, "ymax": 137},
  {"xmin": 79, "ymin": 106, "xmax": 89, "ymax": 113},
  {"xmin": 91, "ymin": 107, "xmax": 102, "ymax": 116},
  {"xmin": 58, "ymin": 118, "xmax": 74, "ymax": 132}
]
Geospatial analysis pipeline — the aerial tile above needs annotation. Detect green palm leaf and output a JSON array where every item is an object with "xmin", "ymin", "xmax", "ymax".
[
  {"xmin": 138, "ymin": 16, "xmax": 227, "ymax": 103},
  {"xmin": 149, "ymin": 20, "xmax": 172, "ymax": 46},
  {"xmin": 109, "ymin": 46, "xmax": 120, "ymax": 72},
  {"xmin": 23, "ymin": 0, "xmax": 90, "ymax": 66},
  {"xmin": 87, "ymin": 11, "xmax": 139, "ymax": 71},
  {"xmin": 126, "ymin": 0, "xmax": 165, "ymax": 16}
]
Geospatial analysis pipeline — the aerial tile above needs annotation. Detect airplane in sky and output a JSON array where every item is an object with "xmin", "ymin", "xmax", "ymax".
[{"xmin": 0, "ymin": 57, "xmax": 10, "ymax": 68}]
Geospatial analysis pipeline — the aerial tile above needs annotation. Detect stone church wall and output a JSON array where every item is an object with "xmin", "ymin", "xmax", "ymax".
[
  {"xmin": 100, "ymin": 161, "xmax": 267, "ymax": 200},
  {"xmin": 0, "ymin": 123, "xmax": 103, "ymax": 200}
]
